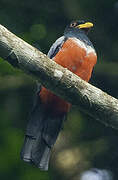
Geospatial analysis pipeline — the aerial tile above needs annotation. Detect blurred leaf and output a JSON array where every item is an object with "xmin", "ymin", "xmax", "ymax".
[{"xmin": 30, "ymin": 24, "xmax": 47, "ymax": 40}]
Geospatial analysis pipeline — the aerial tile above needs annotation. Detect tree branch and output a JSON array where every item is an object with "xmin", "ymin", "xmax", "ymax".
[{"xmin": 0, "ymin": 24, "xmax": 118, "ymax": 129}]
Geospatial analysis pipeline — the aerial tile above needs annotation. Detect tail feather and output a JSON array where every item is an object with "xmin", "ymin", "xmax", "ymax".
[
  {"xmin": 43, "ymin": 116, "xmax": 64, "ymax": 147},
  {"xmin": 21, "ymin": 95, "xmax": 66, "ymax": 170},
  {"xmin": 21, "ymin": 134, "xmax": 51, "ymax": 170},
  {"xmin": 20, "ymin": 136, "xmax": 35, "ymax": 163},
  {"xmin": 32, "ymin": 137, "xmax": 51, "ymax": 170}
]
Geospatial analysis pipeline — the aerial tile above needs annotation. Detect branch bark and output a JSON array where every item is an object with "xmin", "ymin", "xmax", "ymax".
[{"xmin": 0, "ymin": 24, "xmax": 118, "ymax": 129}]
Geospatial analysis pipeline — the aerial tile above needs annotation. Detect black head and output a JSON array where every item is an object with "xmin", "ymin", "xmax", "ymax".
[{"xmin": 65, "ymin": 20, "xmax": 93, "ymax": 34}]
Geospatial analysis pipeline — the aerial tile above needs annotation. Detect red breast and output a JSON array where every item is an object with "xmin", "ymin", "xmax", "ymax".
[
  {"xmin": 40, "ymin": 37, "xmax": 97, "ymax": 116},
  {"xmin": 54, "ymin": 38, "xmax": 97, "ymax": 81}
]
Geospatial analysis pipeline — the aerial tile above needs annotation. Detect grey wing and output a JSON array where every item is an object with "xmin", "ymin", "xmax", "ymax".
[{"xmin": 47, "ymin": 36, "xmax": 66, "ymax": 59}]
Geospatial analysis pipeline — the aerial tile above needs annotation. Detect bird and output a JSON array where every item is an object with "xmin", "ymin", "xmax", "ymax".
[{"xmin": 20, "ymin": 20, "xmax": 97, "ymax": 171}]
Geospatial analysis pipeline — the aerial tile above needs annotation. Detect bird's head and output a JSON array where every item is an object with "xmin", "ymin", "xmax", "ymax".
[{"xmin": 65, "ymin": 20, "xmax": 94, "ymax": 34}]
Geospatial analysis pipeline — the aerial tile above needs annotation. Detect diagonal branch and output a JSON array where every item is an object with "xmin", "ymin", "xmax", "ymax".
[{"xmin": 0, "ymin": 24, "xmax": 118, "ymax": 129}]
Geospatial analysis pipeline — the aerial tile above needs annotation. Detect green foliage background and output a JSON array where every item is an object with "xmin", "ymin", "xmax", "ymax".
[{"xmin": 0, "ymin": 0, "xmax": 118, "ymax": 179}]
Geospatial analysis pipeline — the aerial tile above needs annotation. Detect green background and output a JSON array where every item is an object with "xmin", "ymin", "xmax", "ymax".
[{"xmin": 0, "ymin": 0, "xmax": 118, "ymax": 179}]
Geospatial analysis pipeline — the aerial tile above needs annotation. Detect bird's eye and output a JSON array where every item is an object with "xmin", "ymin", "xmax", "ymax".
[{"xmin": 70, "ymin": 22, "xmax": 77, "ymax": 27}]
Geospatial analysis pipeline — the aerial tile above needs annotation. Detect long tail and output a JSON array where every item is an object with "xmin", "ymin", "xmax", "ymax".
[{"xmin": 20, "ymin": 95, "xmax": 65, "ymax": 170}]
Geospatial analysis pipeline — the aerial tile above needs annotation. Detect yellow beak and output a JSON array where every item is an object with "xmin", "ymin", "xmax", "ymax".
[{"xmin": 77, "ymin": 22, "xmax": 93, "ymax": 29}]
